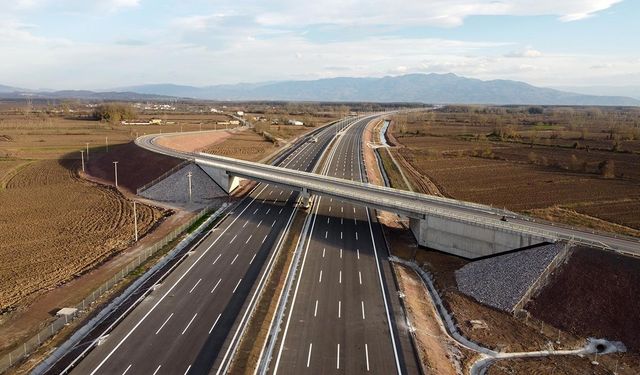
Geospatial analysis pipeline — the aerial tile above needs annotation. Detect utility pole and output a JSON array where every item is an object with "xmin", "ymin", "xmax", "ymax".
[
  {"xmin": 187, "ymin": 171, "xmax": 193, "ymax": 202},
  {"xmin": 85, "ymin": 142, "xmax": 90, "ymax": 161},
  {"xmin": 80, "ymin": 150, "xmax": 85, "ymax": 172},
  {"xmin": 133, "ymin": 201, "xmax": 138, "ymax": 241},
  {"xmin": 113, "ymin": 161, "xmax": 119, "ymax": 187}
]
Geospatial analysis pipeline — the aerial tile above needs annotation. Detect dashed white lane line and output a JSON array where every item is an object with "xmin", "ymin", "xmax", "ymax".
[
  {"xmin": 279, "ymin": 208, "xmax": 283, "ymax": 214},
  {"xmin": 269, "ymin": 190, "xmax": 273, "ymax": 195},
  {"xmin": 209, "ymin": 313, "xmax": 222, "ymax": 334},
  {"xmin": 250, "ymin": 253, "xmax": 256, "ymax": 264},
  {"xmin": 314, "ymin": 300, "xmax": 318, "ymax": 317},
  {"xmin": 356, "ymin": 232, "xmax": 359, "ymax": 240},
  {"xmin": 322, "ymin": 248, "xmax": 325, "ymax": 258},
  {"xmin": 253, "ymin": 208, "xmax": 259, "ymax": 215},
  {"xmin": 365, "ymin": 344, "xmax": 370, "ymax": 371},
  {"xmin": 327, "ymin": 217, "xmax": 330, "ymax": 224},
  {"xmin": 212, "ymin": 254, "xmax": 222, "ymax": 265},
  {"xmin": 361, "ymin": 301, "xmax": 366, "ymax": 320},
  {"xmin": 245, "ymin": 234, "xmax": 253, "ymax": 244},
  {"xmin": 359, "ymin": 271, "xmax": 362, "ymax": 285},
  {"xmin": 122, "ymin": 364, "xmax": 132, "ymax": 375},
  {"xmin": 341, "ymin": 217, "xmax": 343, "ymax": 225},
  {"xmin": 272, "ymin": 219, "xmax": 277, "ymax": 227},
  {"xmin": 183, "ymin": 365, "xmax": 191, "ymax": 375},
  {"xmin": 229, "ymin": 235, "xmax": 237, "ymax": 244},
  {"xmin": 256, "ymin": 220, "xmax": 263, "ymax": 228},
  {"xmin": 357, "ymin": 249, "xmax": 360, "ymax": 259},
  {"xmin": 307, "ymin": 343, "xmax": 313, "ymax": 368},
  {"xmin": 328, "ymin": 206, "xmax": 332, "ymax": 212},
  {"xmin": 266, "ymin": 208, "xmax": 271, "ymax": 215},
  {"xmin": 181, "ymin": 313, "xmax": 197, "ymax": 335},
  {"xmin": 339, "ymin": 270, "xmax": 342, "ymax": 284},
  {"xmin": 340, "ymin": 248, "xmax": 342, "ymax": 258},
  {"xmin": 233, "ymin": 279, "xmax": 242, "ymax": 293},
  {"xmin": 243, "ymin": 220, "xmax": 249, "ymax": 228},
  {"xmin": 155, "ymin": 313, "xmax": 173, "ymax": 335},
  {"xmin": 337, "ymin": 344, "xmax": 341, "ymax": 369},
  {"xmin": 341, "ymin": 206, "xmax": 344, "ymax": 213},
  {"xmin": 152, "ymin": 365, "xmax": 161, "ymax": 375},
  {"xmin": 262, "ymin": 234, "xmax": 268, "ymax": 244},
  {"xmin": 340, "ymin": 232, "xmax": 343, "ymax": 239},
  {"xmin": 230, "ymin": 254, "xmax": 239, "ymax": 265},
  {"xmin": 338, "ymin": 300, "xmax": 342, "ymax": 318},
  {"xmin": 325, "ymin": 231, "xmax": 328, "ymax": 239},
  {"xmin": 189, "ymin": 278, "xmax": 201, "ymax": 294},
  {"xmin": 211, "ymin": 278, "xmax": 222, "ymax": 293},
  {"xmin": 318, "ymin": 270, "xmax": 323, "ymax": 283}
]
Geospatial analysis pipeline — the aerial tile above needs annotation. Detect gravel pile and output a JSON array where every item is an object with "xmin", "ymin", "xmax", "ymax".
[
  {"xmin": 140, "ymin": 163, "xmax": 226, "ymax": 205},
  {"xmin": 455, "ymin": 243, "xmax": 563, "ymax": 311}
]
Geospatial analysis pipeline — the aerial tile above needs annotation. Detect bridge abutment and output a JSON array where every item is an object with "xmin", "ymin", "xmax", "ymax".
[
  {"xmin": 198, "ymin": 164, "xmax": 243, "ymax": 193},
  {"xmin": 409, "ymin": 215, "xmax": 551, "ymax": 259}
]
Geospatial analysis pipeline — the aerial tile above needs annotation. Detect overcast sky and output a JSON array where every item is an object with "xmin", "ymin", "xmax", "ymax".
[{"xmin": 0, "ymin": 0, "xmax": 638, "ymax": 90}]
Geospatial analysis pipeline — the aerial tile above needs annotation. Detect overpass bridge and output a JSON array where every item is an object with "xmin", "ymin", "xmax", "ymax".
[{"xmin": 136, "ymin": 126, "xmax": 639, "ymax": 259}]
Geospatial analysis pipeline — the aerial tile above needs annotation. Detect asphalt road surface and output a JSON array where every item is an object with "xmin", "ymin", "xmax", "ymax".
[
  {"xmin": 270, "ymin": 117, "xmax": 420, "ymax": 374},
  {"xmin": 69, "ymin": 120, "xmax": 349, "ymax": 375}
]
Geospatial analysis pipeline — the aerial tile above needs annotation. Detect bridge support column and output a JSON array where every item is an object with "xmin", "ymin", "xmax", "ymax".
[
  {"xmin": 409, "ymin": 215, "xmax": 550, "ymax": 259},
  {"xmin": 300, "ymin": 187, "xmax": 311, "ymax": 209},
  {"xmin": 197, "ymin": 163, "xmax": 243, "ymax": 194}
]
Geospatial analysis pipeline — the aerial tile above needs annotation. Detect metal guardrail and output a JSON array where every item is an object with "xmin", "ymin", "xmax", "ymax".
[{"xmin": 0, "ymin": 208, "xmax": 213, "ymax": 374}]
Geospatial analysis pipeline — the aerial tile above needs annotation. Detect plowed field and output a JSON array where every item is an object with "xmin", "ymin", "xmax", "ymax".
[{"xmin": 0, "ymin": 160, "xmax": 165, "ymax": 313}]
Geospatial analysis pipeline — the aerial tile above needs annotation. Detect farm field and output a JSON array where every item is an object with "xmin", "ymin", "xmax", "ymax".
[{"xmin": 389, "ymin": 106, "xmax": 640, "ymax": 234}]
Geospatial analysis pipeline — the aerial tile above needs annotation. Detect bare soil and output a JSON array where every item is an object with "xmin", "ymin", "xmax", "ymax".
[
  {"xmin": 155, "ymin": 129, "xmax": 236, "ymax": 153},
  {"xmin": 527, "ymin": 246, "xmax": 640, "ymax": 352},
  {"xmin": 202, "ymin": 129, "xmax": 279, "ymax": 162},
  {"xmin": 487, "ymin": 353, "xmax": 640, "ymax": 375}
]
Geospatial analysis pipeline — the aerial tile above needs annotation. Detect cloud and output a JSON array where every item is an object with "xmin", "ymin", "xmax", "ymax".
[{"xmin": 505, "ymin": 48, "xmax": 543, "ymax": 58}]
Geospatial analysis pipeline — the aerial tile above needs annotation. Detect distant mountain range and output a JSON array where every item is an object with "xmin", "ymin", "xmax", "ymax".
[{"xmin": 2, "ymin": 73, "xmax": 639, "ymax": 106}]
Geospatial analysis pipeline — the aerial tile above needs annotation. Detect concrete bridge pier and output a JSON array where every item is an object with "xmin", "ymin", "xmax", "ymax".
[
  {"xmin": 300, "ymin": 188, "xmax": 311, "ymax": 209},
  {"xmin": 409, "ymin": 215, "xmax": 552, "ymax": 259},
  {"xmin": 198, "ymin": 162, "xmax": 243, "ymax": 193}
]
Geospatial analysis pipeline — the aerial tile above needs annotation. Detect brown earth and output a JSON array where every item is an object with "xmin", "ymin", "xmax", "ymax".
[
  {"xmin": 487, "ymin": 353, "xmax": 640, "ymax": 375},
  {"xmin": 86, "ymin": 142, "xmax": 183, "ymax": 193},
  {"xmin": 202, "ymin": 129, "xmax": 279, "ymax": 162},
  {"xmin": 389, "ymin": 107, "xmax": 640, "ymax": 234},
  {"xmin": 527, "ymin": 246, "xmax": 640, "ymax": 352},
  {"xmin": 155, "ymin": 129, "xmax": 236, "ymax": 153}
]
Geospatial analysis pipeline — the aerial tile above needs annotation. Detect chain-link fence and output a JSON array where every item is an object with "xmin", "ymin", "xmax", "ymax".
[{"xmin": 0, "ymin": 208, "xmax": 210, "ymax": 374}]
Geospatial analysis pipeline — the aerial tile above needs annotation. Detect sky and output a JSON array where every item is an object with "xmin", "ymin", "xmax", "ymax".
[{"xmin": 0, "ymin": 0, "xmax": 638, "ymax": 91}]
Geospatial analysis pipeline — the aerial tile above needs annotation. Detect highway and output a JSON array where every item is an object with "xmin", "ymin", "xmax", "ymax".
[
  {"xmin": 269, "ymin": 117, "xmax": 420, "ymax": 374},
  {"xmin": 68, "ymin": 119, "xmax": 350, "ymax": 375}
]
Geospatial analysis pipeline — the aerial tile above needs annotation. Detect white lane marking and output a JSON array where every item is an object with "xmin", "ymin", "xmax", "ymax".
[
  {"xmin": 354, "ymin": 216, "xmax": 357, "ymax": 225},
  {"xmin": 356, "ymin": 232, "xmax": 359, "ymax": 240},
  {"xmin": 269, "ymin": 191, "xmax": 273, "ymax": 196},
  {"xmin": 262, "ymin": 234, "xmax": 268, "ymax": 243},
  {"xmin": 338, "ymin": 300, "xmax": 341, "ymax": 318},
  {"xmin": 272, "ymin": 219, "xmax": 277, "ymax": 227},
  {"xmin": 357, "ymin": 249, "xmax": 360, "ymax": 259},
  {"xmin": 230, "ymin": 254, "xmax": 239, "ymax": 265},
  {"xmin": 365, "ymin": 344, "xmax": 370, "ymax": 371},
  {"xmin": 245, "ymin": 234, "xmax": 253, "ymax": 244},
  {"xmin": 322, "ymin": 248, "xmax": 325, "ymax": 258},
  {"xmin": 279, "ymin": 208, "xmax": 283, "ymax": 214},
  {"xmin": 183, "ymin": 365, "xmax": 191, "ymax": 375},
  {"xmin": 330, "ymin": 198, "xmax": 332, "ymax": 202},
  {"xmin": 273, "ymin": 199, "xmax": 278, "ymax": 204},
  {"xmin": 279, "ymin": 190, "xmax": 283, "ymax": 196},
  {"xmin": 181, "ymin": 313, "xmax": 197, "ymax": 335},
  {"xmin": 243, "ymin": 220, "xmax": 249, "ymax": 228},
  {"xmin": 328, "ymin": 206, "xmax": 331, "ymax": 212},
  {"xmin": 209, "ymin": 313, "xmax": 222, "ymax": 334},
  {"xmin": 340, "ymin": 248, "xmax": 342, "ymax": 258},
  {"xmin": 359, "ymin": 271, "xmax": 362, "ymax": 285},
  {"xmin": 232, "ymin": 278, "xmax": 242, "ymax": 293},
  {"xmin": 229, "ymin": 234, "xmax": 237, "ymax": 244},
  {"xmin": 314, "ymin": 300, "xmax": 318, "ymax": 317},
  {"xmin": 189, "ymin": 278, "xmax": 201, "ymax": 294},
  {"xmin": 152, "ymin": 365, "xmax": 161, "ymax": 375},
  {"xmin": 266, "ymin": 208, "xmax": 271, "ymax": 215},
  {"xmin": 318, "ymin": 270, "xmax": 323, "ymax": 283},
  {"xmin": 353, "ymin": 207, "xmax": 356, "ymax": 213},
  {"xmin": 212, "ymin": 254, "xmax": 222, "ymax": 265},
  {"xmin": 307, "ymin": 343, "xmax": 313, "ymax": 368},
  {"xmin": 362, "ymin": 301, "xmax": 366, "ymax": 320},
  {"xmin": 340, "ymin": 232, "xmax": 343, "ymax": 239},
  {"xmin": 86, "ymin": 178, "xmax": 273, "ymax": 375},
  {"xmin": 325, "ymin": 231, "xmax": 328, "ymax": 239},
  {"xmin": 337, "ymin": 344, "xmax": 340, "ymax": 369},
  {"xmin": 341, "ymin": 206, "xmax": 343, "ymax": 213},
  {"xmin": 211, "ymin": 278, "xmax": 222, "ymax": 293},
  {"xmin": 339, "ymin": 270, "xmax": 342, "ymax": 284},
  {"xmin": 122, "ymin": 364, "xmax": 132, "ymax": 375},
  {"xmin": 253, "ymin": 208, "xmax": 259, "ymax": 215},
  {"xmin": 256, "ymin": 220, "xmax": 263, "ymax": 228},
  {"xmin": 341, "ymin": 217, "xmax": 343, "ymax": 225},
  {"xmin": 250, "ymin": 253, "xmax": 256, "ymax": 264},
  {"xmin": 327, "ymin": 217, "xmax": 330, "ymax": 224},
  {"xmin": 155, "ymin": 313, "xmax": 174, "ymax": 335}
]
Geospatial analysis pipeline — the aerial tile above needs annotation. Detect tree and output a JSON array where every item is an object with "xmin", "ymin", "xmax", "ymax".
[{"xmin": 92, "ymin": 103, "xmax": 137, "ymax": 123}]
